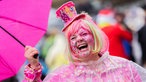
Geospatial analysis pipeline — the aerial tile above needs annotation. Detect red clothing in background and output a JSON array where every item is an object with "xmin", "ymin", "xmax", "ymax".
[{"xmin": 101, "ymin": 23, "xmax": 132, "ymax": 59}]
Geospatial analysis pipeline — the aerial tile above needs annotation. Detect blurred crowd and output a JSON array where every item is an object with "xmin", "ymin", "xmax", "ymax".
[{"xmin": 2, "ymin": 0, "xmax": 146, "ymax": 81}]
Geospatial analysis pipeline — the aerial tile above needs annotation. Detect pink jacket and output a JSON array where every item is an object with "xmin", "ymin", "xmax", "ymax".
[{"xmin": 23, "ymin": 52, "xmax": 142, "ymax": 82}]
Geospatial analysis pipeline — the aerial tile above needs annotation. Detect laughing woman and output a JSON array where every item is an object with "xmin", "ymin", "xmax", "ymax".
[{"xmin": 23, "ymin": 1, "xmax": 146, "ymax": 82}]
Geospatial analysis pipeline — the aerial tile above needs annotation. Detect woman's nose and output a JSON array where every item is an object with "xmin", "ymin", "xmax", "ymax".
[{"xmin": 76, "ymin": 35, "xmax": 83, "ymax": 42}]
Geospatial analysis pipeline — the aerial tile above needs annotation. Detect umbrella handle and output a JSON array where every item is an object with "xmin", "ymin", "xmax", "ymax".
[
  {"xmin": 33, "ymin": 54, "xmax": 38, "ymax": 59},
  {"xmin": 0, "ymin": 26, "xmax": 39, "ymax": 59}
]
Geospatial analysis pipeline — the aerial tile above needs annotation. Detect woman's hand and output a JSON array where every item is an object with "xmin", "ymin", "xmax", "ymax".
[{"xmin": 24, "ymin": 46, "xmax": 39, "ymax": 69}]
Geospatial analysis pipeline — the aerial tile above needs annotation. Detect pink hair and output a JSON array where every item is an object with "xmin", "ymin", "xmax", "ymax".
[{"xmin": 63, "ymin": 14, "xmax": 109, "ymax": 62}]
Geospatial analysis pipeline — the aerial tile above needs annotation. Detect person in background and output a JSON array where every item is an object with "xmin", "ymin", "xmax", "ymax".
[
  {"xmin": 96, "ymin": 9, "xmax": 132, "ymax": 60},
  {"xmin": 124, "ymin": 6, "xmax": 145, "ymax": 65},
  {"xmin": 114, "ymin": 12, "xmax": 135, "ymax": 61},
  {"xmin": 138, "ymin": 5, "xmax": 146, "ymax": 68},
  {"xmin": 45, "ymin": 28, "xmax": 69, "ymax": 72},
  {"xmin": 23, "ymin": 1, "xmax": 146, "ymax": 82}
]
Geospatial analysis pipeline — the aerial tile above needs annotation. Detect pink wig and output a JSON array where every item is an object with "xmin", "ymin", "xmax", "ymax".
[{"xmin": 63, "ymin": 13, "xmax": 109, "ymax": 62}]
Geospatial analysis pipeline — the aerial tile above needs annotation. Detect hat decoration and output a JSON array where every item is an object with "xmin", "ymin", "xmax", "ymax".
[
  {"xmin": 56, "ymin": 1, "xmax": 85, "ymax": 31},
  {"xmin": 56, "ymin": 1, "xmax": 77, "ymax": 23}
]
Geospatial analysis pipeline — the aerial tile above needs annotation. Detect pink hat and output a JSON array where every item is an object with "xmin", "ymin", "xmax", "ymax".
[{"xmin": 56, "ymin": 1, "xmax": 86, "ymax": 32}]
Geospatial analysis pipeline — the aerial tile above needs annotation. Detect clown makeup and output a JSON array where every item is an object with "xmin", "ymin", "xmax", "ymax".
[{"xmin": 68, "ymin": 20, "xmax": 95, "ymax": 59}]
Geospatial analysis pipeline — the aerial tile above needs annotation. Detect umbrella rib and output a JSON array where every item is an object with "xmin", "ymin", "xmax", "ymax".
[
  {"xmin": 0, "ymin": 16, "xmax": 46, "ymax": 32},
  {"xmin": 0, "ymin": 26, "xmax": 25, "ymax": 47},
  {"xmin": 0, "ymin": 26, "xmax": 38, "ymax": 59}
]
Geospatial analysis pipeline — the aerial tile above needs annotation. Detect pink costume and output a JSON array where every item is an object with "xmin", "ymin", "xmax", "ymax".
[
  {"xmin": 23, "ymin": 52, "xmax": 146, "ymax": 82},
  {"xmin": 43, "ymin": 52, "xmax": 142, "ymax": 82},
  {"xmin": 23, "ymin": 1, "xmax": 146, "ymax": 82},
  {"xmin": 23, "ymin": 64, "xmax": 42, "ymax": 82}
]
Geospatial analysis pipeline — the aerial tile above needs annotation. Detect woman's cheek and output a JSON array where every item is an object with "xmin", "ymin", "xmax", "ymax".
[
  {"xmin": 70, "ymin": 40, "xmax": 75, "ymax": 47},
  {"xmin": 84, "ymin": 36, "xmax": 91, "ymax": 42},
  {"xmin": 70, "ymin": 41, "xmax": 76, "ymax": 51}
]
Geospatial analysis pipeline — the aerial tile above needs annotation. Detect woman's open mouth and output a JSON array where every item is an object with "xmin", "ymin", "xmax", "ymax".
[{"xmin": 77, "ymin": 43, "xmax": 88, "ymax": 51}]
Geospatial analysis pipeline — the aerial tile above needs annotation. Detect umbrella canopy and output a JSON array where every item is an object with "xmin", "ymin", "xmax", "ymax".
[{"xmin": 0, "ymin": 0, "xmax": 52, "ymax": 80}]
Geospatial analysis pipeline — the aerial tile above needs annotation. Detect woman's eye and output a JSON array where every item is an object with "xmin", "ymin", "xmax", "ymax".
[
  {"xmin": 82, "ymin": 33, "xmax": 87, "ymax": 36},
  {"xmin": 70, "ymin": 36, "xmax": 76, "ymax": 40}
]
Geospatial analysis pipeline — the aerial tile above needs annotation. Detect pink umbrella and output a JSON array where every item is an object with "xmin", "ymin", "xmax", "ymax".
[{"xmin": 0, "ymin": 0, "xmax": 52, "ymax": 80}]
